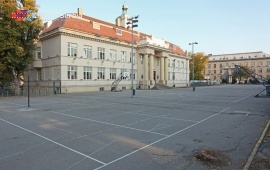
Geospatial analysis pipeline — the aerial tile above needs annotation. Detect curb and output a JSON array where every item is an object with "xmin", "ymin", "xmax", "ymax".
[{"xmin": 243, "ymin": 120, "xmax": 270, "ymax": 170}]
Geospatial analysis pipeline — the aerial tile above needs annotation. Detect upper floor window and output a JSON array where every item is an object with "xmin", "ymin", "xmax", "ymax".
[
  {"xmin": 214, "ymin": 64, "xmax": 216, "ymax": 68},
  {"xmin": 68, "ymin": 43, "xmax": 77, "ymax": 57},
  {"xmin": 208, "ymin": 64, "xmax": 211, "ymax": 69},
  {"xmin": 251, "ymin": 62, "xmax": 255, "ymax": 67},
  {"xmin": 110, "ymin": 49, "xmax": 117, "ymax": 61},
  {"xmin": 116, "ymin": 28, "xmax": 122, "ymax": 35},
  {"xmin": 258, "ymin": 61, "xmax": 262, "ymax": 66},
  {"xmin": 121, "ymin": 51, "xmax": 127, "ymax": 62},
  {"xmin": 36, "ymin": 47, "xmax": 41, "ymax": 59},
  {"xmin": 97, "ymin": 47, "xmax": 105, "ymax": 60},
  {"xmin": 168, "ymin": 59, "xmax": 170, "ymax": 67},
  {"xmin": 83, "ymin": 45, "xmax": 92, "ymax": 59},
  {"xmin": 110, "ymin": 68, "xmax": 116, "ymax": 80},
  {"xmin": 130, "ymin": 52, "xmax": 135, "ymax": 64}
]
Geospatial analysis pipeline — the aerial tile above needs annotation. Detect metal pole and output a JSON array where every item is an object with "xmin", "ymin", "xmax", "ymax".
[
  {"xmin": 173, "ymin": 60, "xmax": 175, "ymax": 87},
  {"xmin": 192, "ymin": 44, "xmax": 195, "ymax": 91},
  {"xmin": 131, "ymin": 26, "xmax": 134, "ymax": 97},
  {"xmin": 28, "ymin": 75, "xmax": 30, "ymax": 107}
]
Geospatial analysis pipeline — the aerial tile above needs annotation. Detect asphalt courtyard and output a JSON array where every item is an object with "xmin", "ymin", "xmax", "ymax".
[{"xmin": 0, "ymin": 85, "xmax": 269, "ymax": 170}]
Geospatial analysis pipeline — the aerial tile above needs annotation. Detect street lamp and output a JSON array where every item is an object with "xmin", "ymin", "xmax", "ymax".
[
  {"xmin": 127, "ymin": 15, "xmax": 139, "ymax": 97},
  {"xmin": 189, "ymin": 42, "xmax": 198, "ymax": 91},
  {"xmin": 173, "ymin": 59, "xmax": 176, "ymax": 87}
]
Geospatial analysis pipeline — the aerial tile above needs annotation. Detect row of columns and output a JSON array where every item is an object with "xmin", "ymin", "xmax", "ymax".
[{"xmin": 142, "ymin": 53, "xmax": 168, "ymax": 89}]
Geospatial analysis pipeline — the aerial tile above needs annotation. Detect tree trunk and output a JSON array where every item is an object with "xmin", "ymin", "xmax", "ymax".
[{"xmin": 13, "ymin": 70, "xmax": 20, "ymax": 96}]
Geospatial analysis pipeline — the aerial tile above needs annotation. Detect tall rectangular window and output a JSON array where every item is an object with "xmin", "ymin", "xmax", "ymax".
[
  {"xmin": 110, "ymin": 68, "xmax": 116, "ymax": 79},
  {"xmin": 251, "ymin": 62, "xmax": 255, "ymax": 67},
  {"xmin": 110, "ymin": 49, "xmax": 117, "ymax": 61},
  {"xmin": 83, "ymin": 45, "xmax": 92, "ymax": 59},
  {"xmin": 168, "ymin": 59, "xmax": 170, "ymax": 67},
  {"xmin": 67, "ymin": 66, "xmax": 77, "ymax": 79},
  {"xmin": 37, "ymin": 69, "xmax": 42, "ymax": 80},
  {"xmin": 121, "ymin": 69, "xmax": 128, "ymax": 80},
  {"xmin": 68, "ymin": 43, "xmax": 77, "ymax": 57},
  {"xmin": 258, "ymin": 61, "xmax": 262, "ymax": 66},
  {"xmin": 83, "ymin": 67, "xmax": 92, "ymax": 80},
  {"xmin": 97, "ymin": 67, "xmax": 105, "ymax": 79},
  {"xmin": 267, "ymin": 61, "xmax": 270, "ymax": 66},
  {"xmin": 168, "ymin": 72, "xmax": 170, "ymax": 80},
  {"xmin": 208, "ymin": 64, "xmax": 211, "ymax": 69},
  {"xmin": 36, "ymin": 47, "xmax": 41, "ymax": 59},
  {"xmin": 214, "ymin": 64, "xmax": 216, "ymax": 68},
  {"xmin": 97, "ymin": 47, "xmax": 105, "ymax": 60},
  {"xmin": 121, "ymin": 51, "xmax": 126, "ymax": 62},
  {"xmin": 177, "ymin": 61, "xmax": 180, "ymax": 69},
  {"xmin": 140, "ymin": 55, "xmax": 143, "ymax": 64},
  {"xmin": 130, "ymin": 52, "xmax": 135, "ymax": 64}
]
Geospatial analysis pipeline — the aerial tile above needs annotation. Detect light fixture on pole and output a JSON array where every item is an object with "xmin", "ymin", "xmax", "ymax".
[
  {"xmin": 127, "ymin": 15, "xmax": 139, "ymax": 97},
  {"xmin": 189, "ymin": 42, "xmax": 198, "ymax": 91}
]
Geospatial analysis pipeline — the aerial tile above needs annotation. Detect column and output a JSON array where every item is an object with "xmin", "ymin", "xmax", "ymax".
[
  {"xmin": 164, "ymin": 57, "xmax": 168, "ymax": 84},
  {"xmin": 160, "ymin": 57, "xmax": 164, "ymax": 83},
  {"xmin": 149, "ymin": 54, "xmax": 154, "ymax": 85},
  {"xmin": 144, "ymin": 54, "xmax": 149, "ymax": 89}
]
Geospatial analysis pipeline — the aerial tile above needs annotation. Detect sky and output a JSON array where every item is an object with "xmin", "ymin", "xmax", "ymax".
[{"xmin": 36, "ymin": 0, "xmax": 270, "ymax": 55}]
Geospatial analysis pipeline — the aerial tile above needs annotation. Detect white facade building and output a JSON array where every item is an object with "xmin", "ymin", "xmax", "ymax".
[{"xmin": 25, "ymin": 5, "xmax": 190, "ymax": 94}]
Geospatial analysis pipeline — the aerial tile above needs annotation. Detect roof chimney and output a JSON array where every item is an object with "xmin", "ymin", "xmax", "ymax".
[{"xmin": 78, "ymin": 8, "xmax": 84, "ymax": 15}]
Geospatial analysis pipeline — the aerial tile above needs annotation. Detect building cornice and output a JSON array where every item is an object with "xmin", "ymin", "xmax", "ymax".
[{"xmin": 209, "ymin": 57, "xmax": 270, "ymax": 63}]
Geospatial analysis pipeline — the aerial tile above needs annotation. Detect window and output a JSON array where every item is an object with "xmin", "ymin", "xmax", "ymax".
[
  {"xmin": 267, "ymin": 61, "xmax": 270, "ymax": 66},
  {"xmin": 267, "ymin": 68, "xmax": 270, "ymax": 73},
  {"xmin": 121, "ymin": 51, "xmax": 126, "ymax": 62},
  {"xmin": 130, "ymin": 52, "xmax": 135, "ymax": 64},
  {"xmin": 140, "ymin": 55, "xmax": 143, "ymax": 64},
  {"xmin": 97, "ymin": 67, "xmax": 105, "ymax": 79},
  {"xmin": 67, "ymin": 66, "xmax": 77, "ymax": 79},
  {"xmin": 177, "ymin": 61, "xmax": 180, "ymax": 69},
  {"xmin": 168, "ymin": 72, "xmax": 170, "ymax": 80},
  {"xmin": 214, "ymin": 70, "xmax": 216, "ymax": 74},
  {"xmin": 83, "ymin": 45, "xmax": 92, "ymax": 59},
  {"xmin": 208, "ymin": 64, "xmax": 211, "ymax": 69},
  {"xmin": 37, "ymin": 69, "xmax": 42, "ymax": 80},
  {"xmin": 110, "ymin": 49, "xmax": 117, "ymax": 61},
  {"xmin": 110, "ymin": 68, "xmax": 116, "ymax": 80},
  {"xmin": 208, "ymin": 70, "xmax": 211, "ymax": 74},
  {"xmin": 116, "ymin": 28, "xmax": 122, "ymax": 35},
  {"xmin": 181, "ymin": 61, "xmax": 184, "ymax": 69},
  {"xmin": 36, "ymin": 47, "xmax": 41, "ymax": 59},
  {"xmin": 121, "ymin": 69, "xmax": 128, "ymax": 80},
  {"xmin": 231, "ymin": 63, "xmax": 235, "ymax": 68},
  {"xmin": 68, "ymin": 43, "xmax": 77, "ymax": 57},
  {"xmin": 220, "ymin": 64, "xmax": 222, "ymax": 68},
  {"xmin": 83, "ymin": 67, "xmax": 92, "ymax": 80},
  {"xmin": 130, "ymin": 69, "xmax": 135, "ymax": 80},
  {"xmin": 220, "ymin": 70, "xmax": 222, "ymax": 74},
  {"xmin": 258, "ymin": 69, "xmax": 262, "ymax": 73},
  {"xmin": 168, "ymin": 59, "xmax": 170, "ymax": 67},
  {"xmin": 214, "ymin": 64, "xmax": 216, "ymax": 68},
  {"xmin": 258, "ymin": 61, "xmax": 262, "ymax": 66},
  {"xmin": 97, "ymin": 47, "xmax": 105, "ymax": 60},
  {"xmin": 251, "ymin": 62, "xmax": 255, "ymax": 67}
]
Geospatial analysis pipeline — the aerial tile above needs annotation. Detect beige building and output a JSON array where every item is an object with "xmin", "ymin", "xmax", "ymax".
[
  {"xmin": 25, "ymin": 4, "xmax": 190, "ymax": 94},
  {"xmin": 205, "ymin": 51, "xmax": 270, "ymax": 83}
]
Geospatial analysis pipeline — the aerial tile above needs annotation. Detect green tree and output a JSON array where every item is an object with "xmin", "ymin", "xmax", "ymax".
[
  {"xmin": 233, "ymin": 65, "xmax": 252, "ymax": 82},
  {"xmin": 189, "ymin": 52, "xmax": 209, "ymax": 80},
  {"xmin": 0, "ymin": 0, "xmax": 42, "ymax": 94}
]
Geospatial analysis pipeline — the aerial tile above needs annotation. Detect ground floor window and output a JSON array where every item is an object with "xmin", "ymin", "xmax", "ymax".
[
  {"xmin": 84, "ymin": 67, "xmax": 92, "ymax": 80},
  {"xmin": 68, "ymin": 66, "xmax": 77, "ymax": 79},
  {"xmin": 110, "ymin": 68, "xmax": 116, "ymax": 79},
  {"xmin": 97, "ymin": 67, "xmax": 105, "ymax": 80}
]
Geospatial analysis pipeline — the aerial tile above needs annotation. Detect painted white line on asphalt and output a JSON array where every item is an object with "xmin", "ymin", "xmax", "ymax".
[
  {"xmin": 0, "ymin": 117, "xmax": 106, "ymax": 165},
  {"xmin": 0, "ymin": 101, "xmax": 25, "ymax": 107},
  {"xmin": 51, "ymin": 111, "xmax": 168, "ymax": 137},
  {"xmin": 233, "ymin": 95, "xmax": 253, "ymax": 103},
  {"xmin": 94, "ymin": 107, "xmax": 231, "ymax": 170}
]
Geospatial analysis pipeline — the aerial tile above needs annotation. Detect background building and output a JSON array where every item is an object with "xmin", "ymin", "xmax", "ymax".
[
  {"xmin": 25, "ymin": 5, "xmax": 190, "ymax": 94},
  {"xmin": 205, "ymin": 51, "xmax": 270, "ymax": 83}
]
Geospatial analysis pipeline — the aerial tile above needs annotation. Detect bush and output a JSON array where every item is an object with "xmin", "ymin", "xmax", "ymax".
[{"xmin": 222, "ymin": 79, "xmax": 227, "ymax": 84}]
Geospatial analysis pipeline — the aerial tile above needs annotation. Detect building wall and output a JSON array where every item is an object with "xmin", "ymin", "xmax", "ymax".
[{"xmin": 205, "ymin": 52, "xmax": 270, "ymax": 83}]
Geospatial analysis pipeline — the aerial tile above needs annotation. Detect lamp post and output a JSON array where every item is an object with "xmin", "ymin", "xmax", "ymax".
[
  {"xmin": 189, "ymin": 42, "xmax": 198, "ymax": 91},
  {"xmin": 127, "ymin": 15, "xmax": 139, "ymax": 97},
  {"xmin": 173, "ymin": 59, "xmax": 175, "ymax": 87}
]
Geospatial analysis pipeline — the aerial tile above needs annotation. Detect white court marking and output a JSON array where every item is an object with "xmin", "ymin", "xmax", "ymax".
[
  {"xmin": 0, "ymin": 117, "xmax": 106, "ymax": 165},
  {"xmin": 233, "ymin": 95, "xmax": 253, "ymax": 103},
  {"xmin": 51, "ymin": 111, "xmax": 168, "ymax": 137},
  {"xmin": 94, "ymin": 107, "xmax": 231, "ymax": 170}
]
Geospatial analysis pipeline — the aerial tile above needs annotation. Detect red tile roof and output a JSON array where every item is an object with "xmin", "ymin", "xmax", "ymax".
[{"xmin": 41, "ymin": 14, "xmax": 186, "ymax": 56}]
